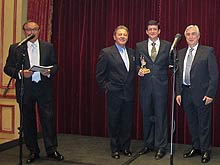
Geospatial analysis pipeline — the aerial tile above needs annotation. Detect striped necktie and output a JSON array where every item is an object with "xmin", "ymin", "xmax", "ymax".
[
  {"xmin": 184, "ymin": 48, "xmax": 194, "ymax": 85},
  {"xmin": 151, "ymin": 42, "xmax": 157, "ymax": 62}
]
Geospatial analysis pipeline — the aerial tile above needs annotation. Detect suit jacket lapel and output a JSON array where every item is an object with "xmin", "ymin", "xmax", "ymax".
[
  {"xmin": 111, "ymin": 45, "xmax": 122, "ymax": 62},
  {"xmin": 111, "ymin": 46, "xmax": 127, "ymax": 70},
  {"xmin": 113, "ymin": 45, "xmax": 131, "ymax": 72},
  {"xmin": 127, "ymin": 48, "xmax": 133, "ymax": 64},
  {"xmin": 191, "ymin": 45, "xmax": 202, "ymax": 70},
  {"xmin": 24, "ymin": 49, "xmax": 31, "ymax": 68},
  {"xmin": 141, "ymin": 40, "xmax": 151, "ymax": 61},
  {"xmin": 155, "ymin": 40, "xmax": 166, "ymax": 62},
  {"xmin": 179, "ymin": 48, "xmax": 187, "ymax": 73},
  {"xmin": 157, "ymin": 41, "xmax": 164, "ymax": 60},
  {"xmin": 39, "ymin": 41, "xmax": 43, "ymax": 65}
]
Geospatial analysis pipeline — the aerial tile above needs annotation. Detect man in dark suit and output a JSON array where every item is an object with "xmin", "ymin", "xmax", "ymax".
[
  {"xmin": 4, "ymin": 20, "xmax": 64, "ymax": 164},
  {"xmin": 136, "ymin": 20, "xmax": 171, "ymax": 160},
  {"xmin": 176, "ymin": 25, "xmax": 218, "ymax": 163},
  {"xmin": 96, "ymin": 25, "xmax": 136, "ymax": 159}
]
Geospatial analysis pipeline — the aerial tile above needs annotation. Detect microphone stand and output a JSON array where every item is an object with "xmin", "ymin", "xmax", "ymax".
[
  {"xmin": 18, "ymin": 51, "xmax": 25, "ymax": 165},
  {"xmin": 169, "ymin": 48, "xmax": 178, "ymax": 165},
  {"xmin": 3, "ymin": 45, "xmax": 26, "ymax": 165}
]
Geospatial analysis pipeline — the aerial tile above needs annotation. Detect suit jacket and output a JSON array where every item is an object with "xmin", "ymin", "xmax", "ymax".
[
  {"xmin": 96, "ymin": 45, "xmax": 136, "ymax": 101},
  {"xmin": 4, "ymin": 41, "xmax": 58, "ymax": 103},
  {"xmin": 135, "ymin": 40, "xmax": 171, "ymax": 95},
  {"xmin": 176, "ymin": 45, "xmax": 219, "ymax": 106}
]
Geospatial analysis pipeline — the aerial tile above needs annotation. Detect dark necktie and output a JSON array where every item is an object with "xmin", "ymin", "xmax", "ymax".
[
  {"xmin": 184, "ymin": 48, "xmax": 194, "ymax": 85},
  {"xmin": 151, "ymin": 42, "xmax": 157, "ymax": 62}
]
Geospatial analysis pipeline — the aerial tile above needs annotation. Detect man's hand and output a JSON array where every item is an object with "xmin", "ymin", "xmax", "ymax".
[
  {"xmin": 138, "ymin": 68, "xmax": 145, "ymax": 76},
  {"xmin": 176, "ymin": 95, "xmax": 181, "ymax": 106},
  {"xmin": 41, "ymin": 69, "xmax": 51, "ymax": 76},
  {"xmin": 20, "ymin": 70, "xmax": 33, "ymax": 78},
  {"xmin": 202, "ymin": 96, "xmax": 213, "ymax": 105}
]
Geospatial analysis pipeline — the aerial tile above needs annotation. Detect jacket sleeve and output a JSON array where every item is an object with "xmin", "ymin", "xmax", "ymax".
[
  {"xmin": 4, "ymin": 44, "xmax": 21, "ymax": 79},
  {"xmin": 96, "ymin": 49, "xmax": 109, "ymax": 91},
  {"xmin": 206, "ymin": 48, "xmax": 219, "ymax": 98}
]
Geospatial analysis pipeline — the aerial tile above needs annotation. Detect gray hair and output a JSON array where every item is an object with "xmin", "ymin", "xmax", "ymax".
[{"xmin": 184, "ymin": 25, "xmax": 200, "ymax": 36}]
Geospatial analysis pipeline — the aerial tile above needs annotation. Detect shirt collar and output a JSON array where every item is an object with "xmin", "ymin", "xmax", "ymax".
[
  {"xmin": 187, "ymin": 43, "xmax": 199, "ymax": 52},
  {"xmin": 148, "ymin": 38, "xmax": 160, "ymax": 45},
  {"xmin": 115, "ymin": 43, "xmax": 126, "ymax": 52},
  {"xmin": 27, "ymin": 39, "xmax": 39, "ymax": 48}
]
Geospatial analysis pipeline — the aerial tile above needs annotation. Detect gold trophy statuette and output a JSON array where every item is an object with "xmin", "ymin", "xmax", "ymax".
[{"xmin": 140, "ymin": 55, "xmax": 150, "ymax": 74}]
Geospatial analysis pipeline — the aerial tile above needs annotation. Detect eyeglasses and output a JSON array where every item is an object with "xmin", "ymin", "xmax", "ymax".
[{"xmin": 24, "ymin": 28, "xmax": 40, "ymax": 32}]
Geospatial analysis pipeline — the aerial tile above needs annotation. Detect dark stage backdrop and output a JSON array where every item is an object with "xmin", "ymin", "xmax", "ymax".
[{"xmin": 29, "ymin": 0, "xmax": 220, "ymax": 146}]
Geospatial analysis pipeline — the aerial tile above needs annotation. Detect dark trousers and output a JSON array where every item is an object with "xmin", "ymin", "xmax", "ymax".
[
  {"xmin": 107, "ymin": 92, "xmax": 133, "ymax": 153},
  {"xmin": 140, "ymin": 89, "xmax": 168, "ymax": 151},
  {"xmin": 21, "ymin": 82, "xmax": 57, "ymax": 154},
  {"xmin": 182, "ymin": 86, "xmax": 212, "ymax": 152}
]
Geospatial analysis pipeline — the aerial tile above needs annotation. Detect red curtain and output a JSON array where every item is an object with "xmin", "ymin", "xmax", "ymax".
[
  {"xmin": 28, "ymin": 0, "xmax": 220, "ymax": 146},
  {"xmin": 27, "ymin": 0, "xmax": 53, "ymax": 42}
]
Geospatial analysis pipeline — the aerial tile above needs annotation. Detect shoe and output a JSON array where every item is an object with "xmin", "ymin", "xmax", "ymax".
[
  {"xmin": 26, "ymin": 153, "xmax": 40, "ymax": 164},
  {"xmin": 47, "ymin": 151, "xmax": 64, "ymax": 161},
  {"xmin": 111, "ymin": 151, "xmax": 120, "ymax": 159},
  {"xmin": 155, "ymin": 149, "xmax": 166, "ymax": 160},
  {"xmin": 183, "ymin": 148, "xmax": 201, "ymax": 158},
  {"xmin": 139, "ymin": 147, "xmax": 153, "ymax": 155},
  {"xmin": 201, "ymin": 152, "xmax": 210, "ymax": 163},
  {"xmin": 122, "ymin": 150, "xmax": 132, "ymax": 157}
]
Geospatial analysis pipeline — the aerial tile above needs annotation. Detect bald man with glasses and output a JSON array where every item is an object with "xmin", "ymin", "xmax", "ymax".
[{"xmin": 4, "ymin": 20, "xmax": 64, "ymax": 164}]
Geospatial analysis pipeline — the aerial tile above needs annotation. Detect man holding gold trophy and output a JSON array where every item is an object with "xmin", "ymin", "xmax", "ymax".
[
  {"xmin": 136, "ymin": 20, "xmax": 171, "ymax": 160},
  {"xmin": 140, "ymin": 55, "xmax": 151, "ymax": 74}
]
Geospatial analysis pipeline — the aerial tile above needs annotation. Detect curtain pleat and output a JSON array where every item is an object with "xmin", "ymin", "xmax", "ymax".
[{"xmin": 27, "ymin": 0, "xmax": 53, "ymax": 42}]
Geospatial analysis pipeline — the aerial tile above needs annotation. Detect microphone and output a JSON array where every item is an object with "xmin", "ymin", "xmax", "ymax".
[
  {"xmin": 169, "ymin": 33, "xmax": 182, "ymax": 53},
  {"xmin": 16, "ymin": 34, "xmax": 35, "ymax": 48}
]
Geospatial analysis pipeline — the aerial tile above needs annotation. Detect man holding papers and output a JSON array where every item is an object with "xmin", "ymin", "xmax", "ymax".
[
  {"xmin": 4, "ymin": 20, "xmax": 64, "ymax": 164},
  {"xmin": 29, "ymin": 65, "xmax": 53, "ymax": 73}
]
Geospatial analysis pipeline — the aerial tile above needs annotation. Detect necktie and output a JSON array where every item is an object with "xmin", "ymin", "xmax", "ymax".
[
  {"xmin": 121, "ymin": 48, "xmax": 129, "ymax": 71},
  {"xmin": 31, "ymin": 43, "xmax": 41, "ymax": 82},
  {"xmin": 151, "ymin": 42, "xmax": 157, "ymax": 62},
  {"xmin": 184, "ymin": 48, "xmax": 194, "ymax": 85}
]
